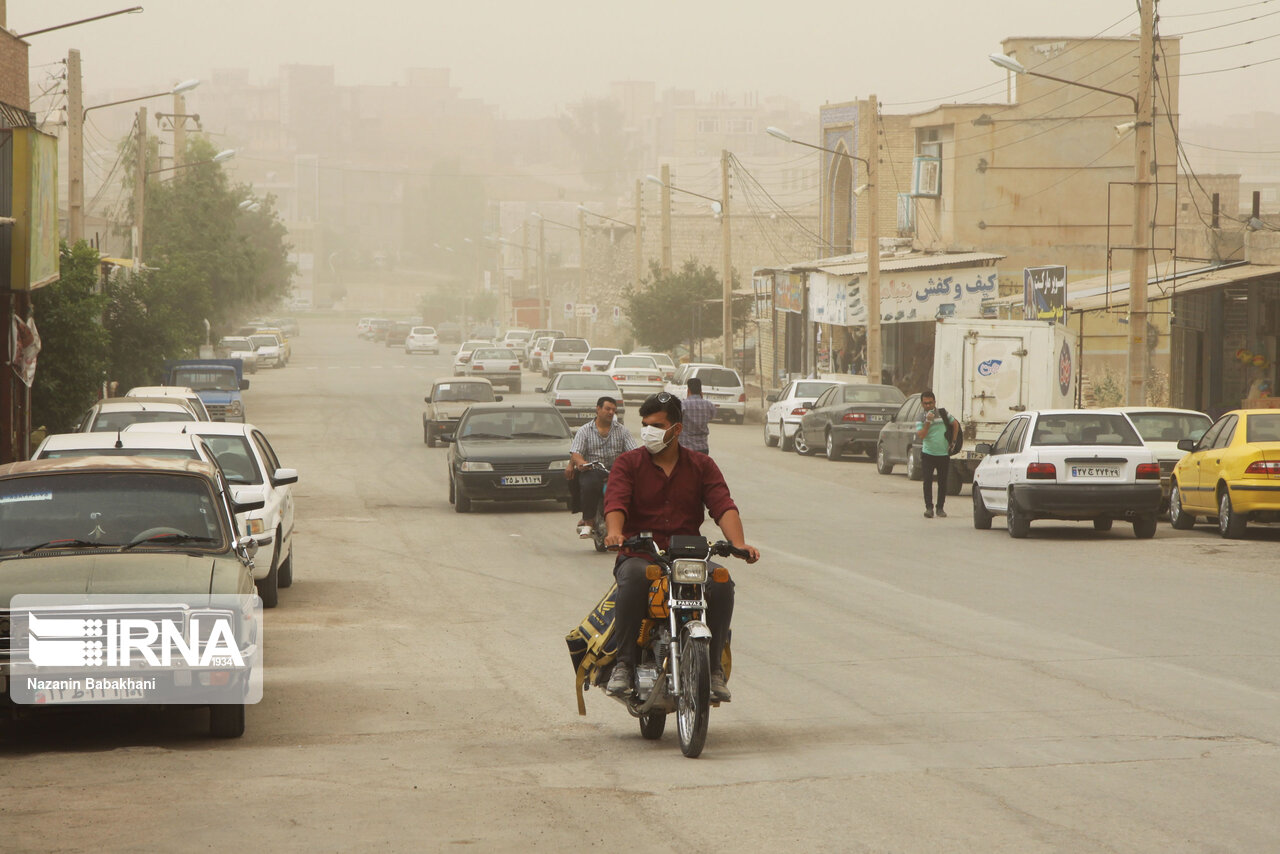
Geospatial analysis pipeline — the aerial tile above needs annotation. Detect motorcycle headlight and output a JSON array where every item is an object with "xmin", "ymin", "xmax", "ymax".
[
  {"xmin": 459, "ymin": 461, "xmax": 493, "ymax": 472},
  {"xmin": 547, "ymin": 459, "xmax": 569, "ymax": 470},
  {"xmin": 672, "ymin": 559, "xmax": 708, "ymax": 584}
]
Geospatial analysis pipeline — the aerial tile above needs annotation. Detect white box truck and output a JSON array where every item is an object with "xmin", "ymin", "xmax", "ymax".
[{"xmin": 932, "ymin": 318, "xmax": 1078, "ymax": 488}]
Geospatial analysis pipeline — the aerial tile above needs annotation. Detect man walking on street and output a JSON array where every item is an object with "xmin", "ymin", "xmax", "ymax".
[
  {"xmin": 915, "ymin": 390, "xmax": 958, "ymax": 519},
  {"xmin": 678, "ymin": 377, "xmax": 716, "ymax": 454}
]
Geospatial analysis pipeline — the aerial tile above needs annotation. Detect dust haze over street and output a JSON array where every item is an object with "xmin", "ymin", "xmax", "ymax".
[{"xmin": 3, "ymin": 318, "xmax": 1278, "ymax": 852}]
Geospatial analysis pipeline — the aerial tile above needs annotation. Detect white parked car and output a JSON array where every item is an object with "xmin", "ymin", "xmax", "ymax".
[
  {"xmin": 126, "ymin": 386, "xmax": 212, "ymax": 421},
  {"xmin": 75, "ymin": 398, "xmax": 198, "ymax": 432},
  {"xmin": 216, "ymin": 337, "xmax": 261, "ymax": 374},
  {"xmin": 538, "ymin": 372, "xmax": 626, "ymax": 426},
  {"xmin": 632, "ymin": 351, "xmax": 676, "ymax": 382},
  {"xmin": 605, "ymin": 354, "xmax": 664, "ymax": 401},
  {"xmin": 249, "ymin": 332, "xmax": 285, "ymax": 368},
  {"xmin": 1110, "ymin": 406, "xmax": 1213, "ymax": 512},
  {"xmin": 764, "ymin": 379, "xmax": 840, "ymax": 451},
  {"xmin": 465, "ymin": 346, "xmax": 523, "ymax": 393},
  {"xmin": 582, "ymin": 347, "xmax": 623, "ymax": 373},
  {"xmin": 453, "ymin": 339, "xmax": 492, "ymax": 375},
  {"xmin": 971, "ymin": 409, "xmax": 1163, "ymax": 539},
  {"xmin": 404, "ymin": 326, "xmax": 439, "ymax": 355},
  {"xmin": 546, "ymin": 337, "xmax": 591, "ymax": 377},
  {"xmin": 501, "ymin": 329, "xmax": 534, "ymax": 363},
  {"xmin": 528, "ymin": 336, "xmax": 555, "ymax": 373},
  {"xmin": 665, "ymin": 364, "xmax": 747, "ymax": 423},
  {"xmin": 129, "ymin": 421, "xmax": 298, "ymax": 608},
  {"xmin": 32, "ymin": 430, "xmax": 216, "ymax": 463}
]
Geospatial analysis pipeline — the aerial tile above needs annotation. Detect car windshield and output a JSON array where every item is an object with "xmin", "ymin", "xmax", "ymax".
[
  {"xmin": 219, "ymin": 338, "xmax": 252, "ymax": 350},
  {"xmin": 40, "ymin": 448, "xmax": 199, "ymax": 460},
  {"xmin": 638, "ymin": 353, "xmax": 675, "ymax": 368},
  {"xmin": 694, "ymin": 369, "xmax": 741, "ymax": 388},
  {"xmin": 198, "ymin": 435, "xmax": 263, "ymax": 485},
  {"xmin": 0, "ymin": 472, "xmax": 224, "ymax": 552},
  {"xmin": 844, "ymin": 386, "xmax": 905, "ymax": 404},
  {"xmin": 91, "ymin": 410, "xmax": 194, "ymax": 432},
  {"xmin": 535, "ymin": 338, "xmax": 553, "ymax": 349},
  {"xmin": 433, "ymin": 382, "xmax": 495, "ymax": 402},
  {"xmin": 173, "ymin": 368, "xmax": 240, "ymax": 391},
  {"xmin": 1127, "ymin": 412, "xmax": 1212, "ymax": 443},
  {"xmin": 472, "ymin": 349, "xmax": 509, "ymax": 360},
  {"xmin": 1247, "ymin": 413, "xmax": 1280, "ymax": 442},
  {"xmin": 796, "ymin": 381, "xmax": 836, "ymax": 399},
  {"xmin": 505, "ymin": 331, "xmax": 532, "ymax": 341},
  {"xmin": 249, "ymin": 335, "xmax": 278, "ymax": 350},
  {"xmin": 459, "ymin": 410, "xmax": 571, "ymax": 439},
  {"xmin": 612, "ymin": 356, "xmax": 657, "ymax": 369},
  {"xmin": 554, "ymin": 339, "xmax": 590, "ymax": 353},
  {"xmin": 1031, "ymin": 413, "xmax": 1143, "ymax": 446},
  {"xmin": 557, "ymin": 375, "xmax": 618, "ymax": 391}
]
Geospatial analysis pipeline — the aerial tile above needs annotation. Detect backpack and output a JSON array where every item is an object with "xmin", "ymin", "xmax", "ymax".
[{"xmin": 937, "ymin": 407, "xmax": 964, "ymax": 456}]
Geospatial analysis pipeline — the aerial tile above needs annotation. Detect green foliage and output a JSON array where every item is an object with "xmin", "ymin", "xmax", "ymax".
[
  {"xmin": 102, "ymin": 264, "xmax": 207, "ymax": 391},
  {"xmin": 30, "ymin": 242, "xmax": 110, "ymax": 433},
  {"xmin": 625, "ymin": 260, "xmax": 746, "ymax": 353},
  {"xmin": 559, "ymin": 98, "xmax": 633, "ymax": 198}
]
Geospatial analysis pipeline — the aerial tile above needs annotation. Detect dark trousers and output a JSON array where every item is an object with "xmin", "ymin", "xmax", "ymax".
[
  {"xmin": 578, "ymin": 468, "xmax": 607, "ymax": 522},
  {"xmin": 923, "ymin": 452, "xmax": 950, "ymax": 510},
  {"xmin": 613, "ymin": 556, "xmax": 734, "ymax": 671}
]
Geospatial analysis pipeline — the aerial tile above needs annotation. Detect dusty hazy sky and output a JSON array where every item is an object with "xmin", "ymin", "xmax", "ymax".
[{"xmin": 19, "ymin": 1, "xmax": 1277, "ymax": 124}]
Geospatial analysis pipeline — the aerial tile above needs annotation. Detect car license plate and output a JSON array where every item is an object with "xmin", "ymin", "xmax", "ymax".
[
  {"xmin": 501, "ymin": 475, "xmax": 541, "ymax": 486},
  {"xmin": 1071, "ymin": 465, "xmax": 1121, "ymax": 478},
  {"xmin": 35, "ymin": 684, "xmax": 149, "ymax": 704},
  {"xmin": 869, "ymin": 414, "xmax": 887, "ymax": 422}
]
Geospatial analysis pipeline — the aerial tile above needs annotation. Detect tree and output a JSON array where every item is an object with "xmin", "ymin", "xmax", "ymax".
[
  {"xmin": 30, "ymin": 242, "xmax": 109, "ymax": 433},
  {"xmin": 559, "ymin": 98, "xmax": 634, "ymax": 198},
  {"xmin": 625, "ymin": 260, "xmax": 747, "ymax": 354}
]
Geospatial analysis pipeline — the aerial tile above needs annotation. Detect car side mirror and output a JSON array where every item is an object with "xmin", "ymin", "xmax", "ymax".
[
  {"xmin": 271, "ymin": 467, "xmax": 299, "ymax": 486},
  {"xmin": 975, "ymin": 443, "xmax": 993, "ymax": 455},
  {"xmin": 800, "ymin": 401, "xmax": 814, "ymax": 409},
  {"xmin": 495, "ymin": 395, "xmax": 504, "ymax": 402},
  {"xmin": 536, "ymin": 387, "xmax": 545, "ymax": 394},
  {"xmin": 233, "ymin": 497, "xmax": 265, "ymax": 514},
  {"xmin": 440, "ymin": 435, "xmax": 454, "ymax": 443},
  {"xmin": 765, "ymin": 392, "xmax": 779, "ymax": 403},
  {"xmin": 237, "ymin": 536, "xmax": 259, "ymax": 558},
  {"xmin": 239, "ymin": 379, "xmax": 250, "ymax": 390},
  {"xmin": 425, "ymin": 395, "xmax": 431, "ymax": 402},
  {"xmin": 1177, "ymin": 438, "xmax": 1197, "ymax": 452}
]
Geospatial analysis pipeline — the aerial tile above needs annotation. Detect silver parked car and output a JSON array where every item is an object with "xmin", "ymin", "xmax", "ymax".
[{"xmin": 538, "ymin": 372, "xmax": 626, "ymax": 426}]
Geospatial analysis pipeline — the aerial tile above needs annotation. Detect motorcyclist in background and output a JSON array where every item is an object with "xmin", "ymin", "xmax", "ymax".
[{"xmin": 566, "ymin": 396, "xmax": 636, "ymax": 537}]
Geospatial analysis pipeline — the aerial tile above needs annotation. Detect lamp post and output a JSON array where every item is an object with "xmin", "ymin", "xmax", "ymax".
[
  {"xmin": 990, "ymin": 3, "xmax": 1154, "ymax": 404},
  {"xmin": 767, "ymin": 119, "xmax": 881, "ymax": 382},
  {"xmin": 69, "ymin": 76, "xmax": 200, "ymax": 243},
  {"xmin": 646, "ymin": 159, "xmax": 734, "ymax": 370}
]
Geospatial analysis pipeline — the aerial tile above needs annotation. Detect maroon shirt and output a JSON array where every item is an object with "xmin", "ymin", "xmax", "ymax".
[{"xmin": 603, "ymin": 445, "xmax": 739, "ymax": 552}]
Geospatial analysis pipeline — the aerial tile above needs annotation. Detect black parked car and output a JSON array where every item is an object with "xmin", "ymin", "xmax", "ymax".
[
  {"xmin": 444, "ymin": 403, "xmax": 572, "ymax": 513},
  {"xmin": 795, "ymin": 383, "xmax": 906, "ymax": 461}
]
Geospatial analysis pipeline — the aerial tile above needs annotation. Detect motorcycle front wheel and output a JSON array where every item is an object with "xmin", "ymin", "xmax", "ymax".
[{"xmin": 676, "ymin": 630, "xmax": 711, "ymax": 758}]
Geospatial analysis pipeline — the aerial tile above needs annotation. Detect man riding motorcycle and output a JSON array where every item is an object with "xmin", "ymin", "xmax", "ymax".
[
  {"xmin": 567, "ymin": 396, "xmax": 637, "ymax": 538},
  {"xmin": 603, "ymin": 392, "xmax": 760, "ymax": 702}
]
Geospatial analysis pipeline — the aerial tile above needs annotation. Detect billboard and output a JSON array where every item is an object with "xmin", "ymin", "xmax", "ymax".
[
  {"xmin": 838, "ymin": 267, "xmax": 1000, "ymax": 326},
  {"xmin": 1024, "ymin": 265, "xmax": 1067, "ymax": 323},
  {"xmin": 8, "ymin": 128, "xmax": 60, "ymax": 290}
]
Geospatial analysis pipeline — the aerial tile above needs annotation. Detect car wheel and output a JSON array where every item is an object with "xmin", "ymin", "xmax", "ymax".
[
  {"xmin": 876, "ymin": 443, "xmax": 894, "ymax": 474},
  {"xmin": 779, "ymin": 423, "xmax": 794, "ymax": 452},
  {"xmin": 1093, "ymin": 518, "xmax": 1113, "ymax": 532},
  {"xmin": 1132, "ymin": 515, "xmax": 1157, "ymax": 539},
  {"xmin": 1218, "ymin": 489, "xmax": 1246, "ymax": 538},
  {"xmin": 209, "ymin": 703, "xmax": 245, "ymax": 738},
  {"xmin": 793, "ymin": 428, "xmax": 814, "ymax": 456},
  {"xmin": 906, "ymin": 447, "xmax": 922, "ymax": 481},
  {"xmin": 1006, "ymin": 490, "xmax": 1030, "ymax": 538},
  {"xmin": 256, "ymin": 540, "xmax": 280, "ymax": 609},
  {"xmin": 1169, "ymin": 481, "xmax": 1195, "ymax": 530},
  {"xmin": 972, "ymin": 486, "xmax": 993, "ymax": 529},
  {"xmin": 455, "ymin": 486, "xmax": 473, "ymax": 513},
  {"xmin": 278, "ymin": 542, "xmax": 293, "ymax": 588},
  {"xmin": 763, "ymin": 420, "xmax": 778, "ymax": 447},
  {"xmin": 824, "ymin": 430, "xmax": 842, "ymax": 461}
]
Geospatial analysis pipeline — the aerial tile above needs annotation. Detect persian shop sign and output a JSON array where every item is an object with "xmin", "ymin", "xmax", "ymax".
[{"xmin": 820, "ymin": 267, "xmax": 1000, "ymax": 326}]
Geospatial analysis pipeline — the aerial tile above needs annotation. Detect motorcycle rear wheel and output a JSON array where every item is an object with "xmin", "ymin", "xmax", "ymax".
[
  {"xmin": 676, "ymin": 632, "xmax": 711, "ymax": 758},
  {"xmin": 639, "ymin": 712, "xmax": 666, "ymax": 740}
]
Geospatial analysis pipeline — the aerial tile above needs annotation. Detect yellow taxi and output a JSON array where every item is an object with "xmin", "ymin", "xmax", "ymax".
[
  {"xmin": 1168, "ymin": 409, "xmax": 1280, "ymax": 537},
  {"xmin": 255, "ymin": 327, "xmax": 291, "ymax": 363}
]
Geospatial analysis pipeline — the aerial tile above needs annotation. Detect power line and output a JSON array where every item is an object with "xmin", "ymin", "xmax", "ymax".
[
  {"xmin": 1179, "ymin": 53, "xmax": 1280, "ymax": 76},
  {"xmin": 1162, "ymin": 0, "xmax": 1276, "ymax": 17},
  {"xmin": 1177, "ymin": 28, "xmax": 1280, "ymax": 55},
  {"xmin": 1169, "ymin": 6, "xmax": 1280, "ymax": 36}
]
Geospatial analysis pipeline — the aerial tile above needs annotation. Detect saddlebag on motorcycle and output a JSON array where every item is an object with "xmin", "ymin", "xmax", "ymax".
[{"xmin": 566, "ymin": 583, "xmax": 620, "ymax": 715}]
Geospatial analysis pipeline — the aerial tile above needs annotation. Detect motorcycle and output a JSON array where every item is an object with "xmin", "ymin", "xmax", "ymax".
[{"xmin": 603, "ymin": 533, "xmax": 751, "ymax": 758}]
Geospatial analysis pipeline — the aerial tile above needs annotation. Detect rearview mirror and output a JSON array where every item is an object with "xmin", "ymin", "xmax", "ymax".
[
  {"xmin": 1177, "ymin": 438, "xmax": 1197, "ymax": 452},
  {"xmin": 799, "ymin": 401, "xmax": 814, "ymax": 409},
  {"xmin": 239, "ymin": 379, "xmax": 250, "ymax": 390},
  {"xmin": 536, "ymin": 387, "xmax": 545, "ymax": 394},
  {"xmin": 271, "ymin": 467, "xmax": 299, "ymax": 486},
  {"xmin": 424, "ymin": 395, "xmax": 431, "ymax": 402},
  {"xmin": 440, "ymin": 435, "xmax": 454, "ymax": 443},
  {"xmin": 975, "ymin": 443, "xmax": 993, "ymax": 455},
  {"xmin": 765, "ymin": 392, "xmax": 779, "ymax": 403},
  {"xmin": 495, "ymin": 395, "xmax": 504, "ymax": 402},
  {"xmin": 237, "ymin": 536, "xmax": 259, "ymax": 558}
]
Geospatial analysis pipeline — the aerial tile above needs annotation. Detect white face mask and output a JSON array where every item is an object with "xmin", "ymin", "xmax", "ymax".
[{"xmin": 640, "ymin": 424, "xmax": 672, "ymax": 455}]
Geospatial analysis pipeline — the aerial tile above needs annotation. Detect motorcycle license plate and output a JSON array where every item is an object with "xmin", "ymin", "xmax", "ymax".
[{"xmin": 500, "ymin": 475, "xmax": 541, "ymax": 486}]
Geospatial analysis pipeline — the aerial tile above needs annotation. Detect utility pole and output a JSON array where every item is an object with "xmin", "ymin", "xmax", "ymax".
[
  {"xmin": 1126, "ymin": 0, "xmax": 1156, "ymax": 405},
  {"xmin": 134, "ymin": 106, "xmax": 147, "ymax": 263},
  {"xmin": 720, "ymin": 149, "xmax": 733, "ymax": 371},
  {"xmin": 660, "ymin": 162, "xmax": 672, "ymax": 275},
  {"xmin": 634, "ymin": 178, "xmax": 644, "ymax": 291},
  {"xmin": 67, "ymin": 49, "xmax": 85, "ymax": 243},
  {"xmin": 538, "ymin": 217, "xmax": 548, "ymax": 328},
  {"xmin": 521, "ymin": 220, "xmax": 530, "ymax": 327},
  {"xmin": 866, "ymin": 94, "xmax": 882, "ymax": 384},
  {"xmin": 172, "ymin": 91, "xmax": 187, "ymax": 169},
  {"xmin": 578, "ymin": 207, "xmax": 587, "ymax": 338}
]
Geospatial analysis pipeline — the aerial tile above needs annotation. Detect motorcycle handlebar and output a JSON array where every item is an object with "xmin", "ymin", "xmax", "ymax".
[{"xmin": 608, "ymin": 535, "xmax": 753, "ymax": 561}]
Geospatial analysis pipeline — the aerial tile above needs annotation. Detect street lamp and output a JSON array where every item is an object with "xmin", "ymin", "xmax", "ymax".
[
  {"xmin": 988, "ymin": 49, "xmax": 1151, "ymax": 404},
  {"xmin": 83, "ymin": 78, "xmax": 201, "ymax": 119},
  {"xmin": 647, "ymin": 166, "xmax": 735, "ymax": 369},
  {"xmin": 146, "ymin": 148, "xmax": 235, "ymax": 175},
  {"xmin": 766, "ymin": 123, "xmax": 882, "ymax": 382}
]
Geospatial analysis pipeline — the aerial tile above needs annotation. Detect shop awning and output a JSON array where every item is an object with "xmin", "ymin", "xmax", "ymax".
[{"xmin": 812, "ymin": 251, "xmax": 1004, "ymax": 277}]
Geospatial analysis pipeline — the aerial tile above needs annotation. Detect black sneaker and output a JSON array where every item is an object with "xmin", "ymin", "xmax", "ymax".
[
  {"xmin": 936, "ymin": 508, "xmax": 947, "ymax": 518},
  {"xmin": 923, "ymin": 508, "xmax": 934, "ymax": 519},
  {"xmin": 606, "ymin": 662, "xmax": 633, "ymax": 697},
  {"xmin": 710, "ymin": 670, "xmax": 731, "ymax": 702}
]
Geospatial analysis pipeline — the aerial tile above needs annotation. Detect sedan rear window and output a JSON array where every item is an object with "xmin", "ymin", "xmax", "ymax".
[
  {"xmin": 612, "ymin": 356, "xmax": 657, "ymax": 369},
  {"xmin": 795, "ymin": 382, "xmax": 835, "ymax": 399},
  {"xmin": 553, "ymin": 339, "xmax": 590, "ymax": 353},
  {"xmin": 1031, "ymin": 413, "xmax": 1142, "ymax": 446},
  {"xmin": 587, "ymin": 349, "xmax": 621, "ymax": 360},
  {"xmin": 1247, "ymin": 413, "xmax": 1280, "ymax": 442},
  {"xmin": 411, "ymin": 327, "xmax": 435, "ymax": 335},
  {"xmin": 844, "ymin": 386, "xmax": 905, "ymax": 404},
  {"xmin": 557, "ymin": 375, "xmax": 618, "ymax": 391},
  {"xmin": 40, "ymin": 448, "xmax": 199, "ymax": 460},
  {"xmin": 692, "ymin": 369, "xmax": 741, "ymax": 387},
  {"xmin": 1127, "ymin": 412, "xmax": 1212, "ymax": 443},
  {"xmin": 471, "ymin": 349, "xmax": 510, "ymax": 360},
  {"xmin": 92, "ymin": 410, "xmax": 195, "ymax": 432},
  {"xmin": 433, "ymin": 383, "xmax": 495, "ymax": 402}
]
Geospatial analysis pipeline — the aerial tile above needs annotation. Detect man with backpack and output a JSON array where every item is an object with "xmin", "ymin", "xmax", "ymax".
[{"xmin": 914, "ymin": 390, "xmax": 960, "ymax": 518}]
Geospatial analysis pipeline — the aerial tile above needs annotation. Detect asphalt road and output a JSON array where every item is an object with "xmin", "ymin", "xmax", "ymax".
[{"xmin": 4, "ymin": 315, "xmax": 1279, "ymax": 853}]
